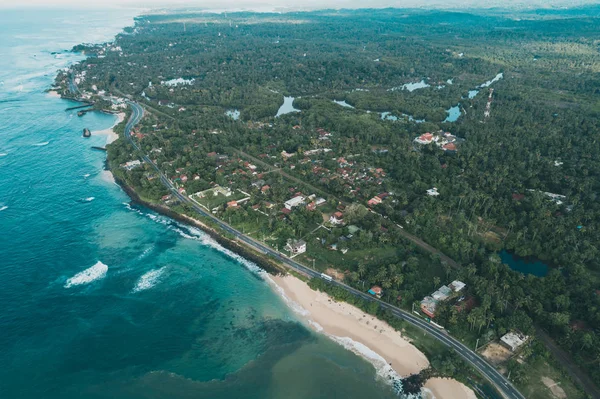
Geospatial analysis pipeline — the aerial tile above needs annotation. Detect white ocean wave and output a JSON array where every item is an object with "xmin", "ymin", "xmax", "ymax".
[
  {"xmin": 83, "ymin": 173, "xmax": 91, "ymax": 178},
  {"xmin": 137, "ymin": 246, "xmax": 153, "ymax": 260},
  {"xmin": 64, "ymin": 261, "xmax": 108, "ymax": 288},
  {"xmin": 0, "ymin": 206, "xmax": 8, "ymax": 212},
  {"xmin": 308, "ymin": 320, "xmax": 324, "ymax": 332},
  {"xmin": 144, "ymin": 212, "xmax": 264, "ymax": 275},
  {"xmin": 0, "ymin": 153, "xmax": 7, "ymax": 157},
  {"xmin": 32, "ymin": 141, "xmax": 49, "ymax": 146},
  {"xmin": 132, "ymin": 266, "xmax": 167, "ymax": 293},
  {"xmin": 80, "ymin": 197, "xmax": 95, "ymax": 202},
  {"xmin": 122, "ymin": 204, "xmax": 264, "ymax": 275}
]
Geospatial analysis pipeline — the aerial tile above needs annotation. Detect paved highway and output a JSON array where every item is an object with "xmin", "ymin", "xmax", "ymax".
[{"xmin": 123, "ymin": 101, "xmax": 524, "ymax": 399}]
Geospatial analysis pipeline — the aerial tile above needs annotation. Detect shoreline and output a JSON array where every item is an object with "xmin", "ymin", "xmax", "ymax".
[
  {"xmin": 268, "ymin": 273, "xmax": 430, "ymax": 379},
  {"xmin": 111, "ymin": 174, "xmax": 288, "ymax": 276},
  {"xmin": 93, "ymin": 112, "xmax": 125, "ymax": 145},
  {"xmin": 110, "ymin": 172, "xmax": 477, "ymax": 399},
  {"xmin": 268, "ymin": 274, "xmax": 477, "ymax": 399},
  {"xmin": 72, "ymin": 90, "xmax": 477, "ymax": 399}
]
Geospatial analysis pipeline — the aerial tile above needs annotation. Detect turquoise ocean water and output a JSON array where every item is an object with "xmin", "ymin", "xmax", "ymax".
[{"xmin": 0, "ymin": 9, "xmax": 398, "ymax": 399}]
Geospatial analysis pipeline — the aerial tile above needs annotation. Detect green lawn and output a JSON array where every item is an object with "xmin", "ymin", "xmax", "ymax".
[
  {"xmin": 192, "ymin": 190, "xmax": 247, "ymax": 210},
  {"xmin": 295, "ymin": 241, "xmax": 399, "ymax": 273}
]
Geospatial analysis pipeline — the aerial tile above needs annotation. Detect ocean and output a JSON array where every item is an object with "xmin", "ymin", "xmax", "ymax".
[{"xmin": 0, "ymin": 8, "xmax": 398, "ymax": 398}]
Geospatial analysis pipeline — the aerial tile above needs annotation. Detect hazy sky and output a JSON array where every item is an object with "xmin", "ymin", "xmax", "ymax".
[{"xmin": 1, "ymin": 0, "xmax": 598, "ymax": 9}]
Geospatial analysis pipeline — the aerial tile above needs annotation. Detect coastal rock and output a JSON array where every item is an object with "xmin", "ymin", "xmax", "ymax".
[{"xmin": 83, "ymin": 128, "xmax": 91, "ymax": 138}]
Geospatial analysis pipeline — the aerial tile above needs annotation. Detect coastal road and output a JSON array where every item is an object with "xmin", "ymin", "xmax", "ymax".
[{"xmin": 122, "ymin": 101, "xmax": 524, "ymax": 399}]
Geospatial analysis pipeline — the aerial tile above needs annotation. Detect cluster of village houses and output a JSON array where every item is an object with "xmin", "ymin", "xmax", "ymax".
[
  {"xmin": 420, "ymin": 280, "xmax": 467, "ymax": 318},
  {"xmin": 120, "ymin": 125, "xmax": 534, "ymax": 355},
  {"xmin": 414, "ymin": 130, "xmax": 460, "ymax": 152}
]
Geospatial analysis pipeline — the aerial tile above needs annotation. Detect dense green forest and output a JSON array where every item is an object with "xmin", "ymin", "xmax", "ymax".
[{"xmin": 59, "ymin": 7, "xmax": 600, "ymax": 396}]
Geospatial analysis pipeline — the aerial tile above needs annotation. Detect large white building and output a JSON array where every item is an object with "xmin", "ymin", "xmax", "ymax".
[{"xmin": 284, "ymin": 196, "xmax": 305, "ymax": 210}]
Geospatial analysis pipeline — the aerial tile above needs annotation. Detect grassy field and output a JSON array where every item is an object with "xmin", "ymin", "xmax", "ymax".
[
  {"xmin": 516, "ymin": 358, "xmax": 586, "ymax": 399},
  {"xmin": 296, "ymin": 241, "xmax": 399, "ymax": 273}
]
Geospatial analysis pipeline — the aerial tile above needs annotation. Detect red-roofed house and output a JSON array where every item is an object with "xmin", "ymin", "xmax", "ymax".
[
  {"xmin": 330, "ymin": 211, "xmax": 344, "ymax": 225},
  {"xmin": 368, "ymin": 197, "xmax": 382, "ymax": 207},
  {"xmin": 227, "ymin": 201, "xmax": 239, "ymax": 209},
  {"xmin": 442, "ymin": 142, "xmax": 457, "ymax": 152},
  {"xmin": 415, "ymin": 133, "xmax": 435, "ymax": 144}
]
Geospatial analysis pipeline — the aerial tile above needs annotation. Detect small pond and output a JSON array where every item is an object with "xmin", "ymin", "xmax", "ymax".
[
  {"xmin": 468, "ymin": 90, "xmax": 479, "ymax": 99},
  {"xmin": 444, "ymin": 104, "xmax": 461, "ymax": 122},
  {"xmin": 275, "ymin": 96, "xmax": 300, "ymax": 117},
  {"xmin": 499, "ymin": 250, "xmax": 549, "ymax": 277},
  {"xmin": 389, "ymin": 79, "xmax": 430, "ymax": 92},
  {"xmin": 380, "ymin": 112, "xmax": 425, "ymax": 123}
]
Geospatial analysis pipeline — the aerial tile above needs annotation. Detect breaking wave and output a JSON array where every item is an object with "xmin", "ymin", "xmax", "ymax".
[
  {"xmin": 137, "ymin": 246, "xmax": 153, "ymax": 260},
  {"xmin": 64, "ymin": 261, "xmax": 108, "ymax": 288},
  {"xmin": 32, "ymin": 141, "xmax": 49, "ymax": 146},
  {"xmin": 139, "ymin": 210, "xmax": 263, "ymax": 275},
  {"xmin": 0, "ymin": 153, "xmax": 7, "ymax": 157},
  {"xmin": 132, "ymin": 266, "xmax": 167, "ymax": 293},
  {"xmin": 0, "ymin": 206, "xmax": 8, "ymax": 212},
  {"xmin": 79, "ymin": 197, "xmax": 95, "ymax": 202},
  {"xmin": 331, "ymin": 336, "xmax": 422, "ymax": 397}
]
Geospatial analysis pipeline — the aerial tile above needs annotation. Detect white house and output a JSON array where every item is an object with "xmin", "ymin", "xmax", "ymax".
[
  {"xmin": 122, "ymin": 160, "xmax": 141, "ymax": 171},
  {"xmin": 500, "ymin": 332, "xmax": 529, "ymax": 352},
  {"xmin": 449, "ymin": 280, "xmax": 466, "ymax": 292},
  {"xmin": 426, "ymin": 187, "xmax": 440, "ymax": 196},
  {"xmin": 285, "ymin": 239, "xmax": 307, "ymax": 255},
  {"xmin": 284, "ymin": 196, "xmax": 305, "ymax": 210}
]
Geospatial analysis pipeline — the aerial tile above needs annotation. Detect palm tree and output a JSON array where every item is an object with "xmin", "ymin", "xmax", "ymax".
[
  {"xmin": 433, "ymin": 276, "xmax": 440, "ymax": 289},
  {"xmin": 357, "ymin": 263, "xmax": 366, "ymax": 279},
  {"xmin": 393, "ymin": 274, "xmax": 404, "ymax": 289}
]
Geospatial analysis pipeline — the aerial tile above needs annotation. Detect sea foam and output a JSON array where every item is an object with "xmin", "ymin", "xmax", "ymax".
[
  {"xmin": 141, "ymin": 211, "xmax": 264, "ymax": 275},
  {"xmin": 264, "ymin": 274, "xmax": 310, "ymax": 317},
  {"xmin": 132, "ymin": 266, "xmax": 167, "ymax": 293},
  {"xmin": 0, "ymin": 206, "xmax": 8, "ymax": 211},
  {"xmin": 64, "ymin": 261, "xmax": 108, "ymax": 288},
  {"xmin": 32, "ymin": 141, "xmax": 49, "ymax": 146}
]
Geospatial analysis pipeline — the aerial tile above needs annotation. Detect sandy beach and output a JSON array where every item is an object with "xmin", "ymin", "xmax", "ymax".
[
  {"xmin": 423, "ymin": 378, "xmax": 477, "ymax": 399},
  {"xmin": 269, "ymin": 274, "xmax": 478, "ymax": 399},
  {"xmin": 46, "ymin": 90, "xmax": 61, "ymax": 98},
  {"xmin": 269, "ymin": 274, "xmax": 430, "ymax": 378},
  {"xmin": 94, "ymin": 112, "xmax": 125, "ymax": 145}
]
